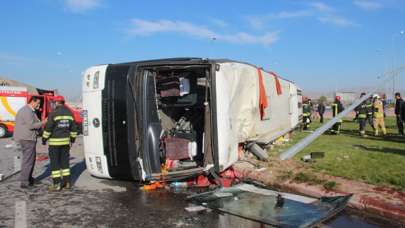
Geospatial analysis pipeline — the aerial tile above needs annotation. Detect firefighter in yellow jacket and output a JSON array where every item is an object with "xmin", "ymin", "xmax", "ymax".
[
  {"xmin": 372, "ymin": 94, "xmax": 386, "ymax": 136},
  {"xmin": 42, "ymin": 96, "xmax": 77, "ymax": 191}
]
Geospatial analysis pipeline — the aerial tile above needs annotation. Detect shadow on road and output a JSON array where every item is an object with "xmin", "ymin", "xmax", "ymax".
[
  {"xmin": 70, "ymin": 160, "xmax": 86, "ymax": 185},
  {"xmin": 36, "ymin": 159, "xmax": 87, "ymax": 185},
  {"xmin": 36, "ymin": 163, "xmax": 51, "ymax": 182}
]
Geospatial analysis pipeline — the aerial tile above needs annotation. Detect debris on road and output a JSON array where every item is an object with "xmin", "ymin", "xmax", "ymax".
[
  {"xmin": 246, "ymin": 142, "xmax": 269, "ymax": 161},
  {"xmin": 4, "ymin": 143, "xmax": 15, "ymax": 149},
  {"xmin": 184, "ymin": 205, "xmax": 207, "ymax": 213},
  {"xmin": 36, "ymin": 154, "xmax": 48, "ymax": 162},
  {"xmin": 301, "ymin": 152, "xmax": 325, "ymax": 162},
  {"xmin": 141, "ymin": 181, "xmax": 165, "ymax": 191}
]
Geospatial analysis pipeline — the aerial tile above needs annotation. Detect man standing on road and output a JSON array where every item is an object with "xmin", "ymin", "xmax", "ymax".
[
  {"xmin": 42, "ymin": 96, "xmax": 77, "ymax": 191},
  {"xmin": 395, "ymin": 92, "xmax": 404, "ymax": 135},
  {"xmin": 372, "ymin": 94, "xmax": 387, "ymax": 136},
  {"xmin": 13, "ymin": 96, "xmax": 46, "ymax": 189},
  {"xmin": 317, "ymin": 101, "xmax": 326, "ymax": 123}
]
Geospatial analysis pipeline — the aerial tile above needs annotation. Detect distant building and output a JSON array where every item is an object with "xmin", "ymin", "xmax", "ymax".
[{"xmin": 0, "ymin": 76, "xmax": 39, "ymax": 94}]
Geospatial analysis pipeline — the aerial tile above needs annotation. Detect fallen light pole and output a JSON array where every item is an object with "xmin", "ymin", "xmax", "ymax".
[{"xmin": 280, "ymin": 65, "xmax": 405, "ymax": 160}]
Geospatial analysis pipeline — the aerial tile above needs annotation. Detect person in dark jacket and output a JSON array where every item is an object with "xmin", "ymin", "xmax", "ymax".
[
  {"xmin": 317, "ymin": 101, "xmax": 326, "ymax": 123},
  {"xmin": 331, "ymin": 96, "xmax": 344, "ymax": 134},
  {"xmin": 365, "ymin": 97, "xmax": 375, "ymax": 131},
  {"xmin": 401, "ymin": 99, "xmax": 405, "ymax": 124},
  {"xmin": 42, "ymin": 96, "xmax": 77, "ymax": 191},
  {"xmin": 355, "ymin": 93, "xmax": 369, "ymax": 137},
  {"xmin": 395, "ymin": 92, "xmax": 404, "ymax": 135},
  {"xmin": 13, "ymin": 96, "xmax": 46, "ymax": 188}
]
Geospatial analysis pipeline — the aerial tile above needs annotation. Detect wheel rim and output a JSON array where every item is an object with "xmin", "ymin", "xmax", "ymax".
[{"xmin": 0, "ymin": 126, "xmax": 6, "ymax": 137}]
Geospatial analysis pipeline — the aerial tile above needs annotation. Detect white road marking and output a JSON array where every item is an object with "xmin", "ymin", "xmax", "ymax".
[{"xmin": 14, "ymin": 201, "xmax": 27, "ymax": 228}]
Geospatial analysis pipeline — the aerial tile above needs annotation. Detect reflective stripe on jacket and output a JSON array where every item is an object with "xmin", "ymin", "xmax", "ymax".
[
  {"xmin": 356, "ymin": 102, "xmax": 368, "ymax": 119},
  {"xmin": 42, "ymin": 105, "xmax": 77, "ymax": 146},
  {"xmin": 332, "ymin": 102, "xmax": 344, "ymax": 117}
]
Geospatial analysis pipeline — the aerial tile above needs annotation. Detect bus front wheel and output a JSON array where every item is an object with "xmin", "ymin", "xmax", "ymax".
[{"xmin": 0, "ymin": 125, "xmax": 8, "ymax": 138}]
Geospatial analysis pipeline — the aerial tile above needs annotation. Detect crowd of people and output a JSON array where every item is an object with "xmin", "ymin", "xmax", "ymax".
[{"xmin": 301, "ymin": 92, "xmax": 405, "ymax": 138}]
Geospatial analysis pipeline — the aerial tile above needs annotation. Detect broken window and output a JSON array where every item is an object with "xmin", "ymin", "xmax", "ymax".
[{"xmin": 190, "ymin": 184, "xmax": 351, "ymax": 227}]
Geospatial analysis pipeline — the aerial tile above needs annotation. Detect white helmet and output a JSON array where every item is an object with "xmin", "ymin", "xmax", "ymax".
[{"xmin": 372, "ymin": 94, "xmax": 380, "ymax": 99}]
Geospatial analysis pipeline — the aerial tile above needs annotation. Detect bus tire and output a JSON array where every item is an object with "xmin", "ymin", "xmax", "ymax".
[{"xmin": 0, "ymin": 124, "xmax": 8, "ymax": 138}]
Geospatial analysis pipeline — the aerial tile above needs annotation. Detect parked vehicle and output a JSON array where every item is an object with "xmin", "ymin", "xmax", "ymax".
[
  {"xmin": 82, "ymin": 58, "xmax": 302, "ymax": 181},
  {"xmin": 0, "ymin": 86, "xmax": 82, "ymax": 137}
]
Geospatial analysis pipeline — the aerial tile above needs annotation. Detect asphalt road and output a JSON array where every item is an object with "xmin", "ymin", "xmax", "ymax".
[{"xmin": 0, "ymin": 137, "xmax": 393, "ymax": 228}]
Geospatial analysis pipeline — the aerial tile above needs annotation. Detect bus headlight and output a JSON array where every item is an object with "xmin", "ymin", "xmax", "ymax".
[{"xmin": 93, "ymin": 71, "xmax": 100, "ymax": 89}]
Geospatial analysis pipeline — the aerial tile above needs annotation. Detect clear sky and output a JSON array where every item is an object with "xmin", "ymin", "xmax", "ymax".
[{"xmin": 1, "ymin": 0, "xmax": 405, "ymax": 100}]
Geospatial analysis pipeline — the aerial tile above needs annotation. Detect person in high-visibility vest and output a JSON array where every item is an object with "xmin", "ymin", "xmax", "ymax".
[
  {"xmin": 372, "ymin": 94, "xmax": 387, "ymax": 136},
  {"xmin": 355, "ymin": 93, "xmax": 369, "ymax": 137},
  {"xmin": 302, "ymin": 97, "xmax": 311, "ymax": 130},
  {"xmin": 42, "ymin": 96, "xmax": 77, "ymax": 191},
  {"xmin": 331, "ymin": 96, "xmax": 344, "ymax": 134}
]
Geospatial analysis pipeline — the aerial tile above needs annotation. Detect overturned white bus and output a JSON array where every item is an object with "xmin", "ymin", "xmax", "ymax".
[{"xmin": 82, "ymin": 58, "xmax": 302, "ymax": 181}]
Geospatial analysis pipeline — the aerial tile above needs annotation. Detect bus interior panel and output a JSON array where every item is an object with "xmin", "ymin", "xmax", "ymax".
[{"xmin": 148, "ymin": 66, "xmax": 211, "ymax": 173}]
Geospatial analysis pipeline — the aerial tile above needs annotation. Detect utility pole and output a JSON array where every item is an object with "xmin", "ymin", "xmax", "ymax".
[{"xmin": 391, "ymin": 30, "xmax": 405, "ymax": 98}]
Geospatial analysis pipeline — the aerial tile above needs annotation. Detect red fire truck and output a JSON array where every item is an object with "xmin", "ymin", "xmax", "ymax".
[{"xmin": 0, "ymin": 86, "xmax": 82, "ymax": 138}]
